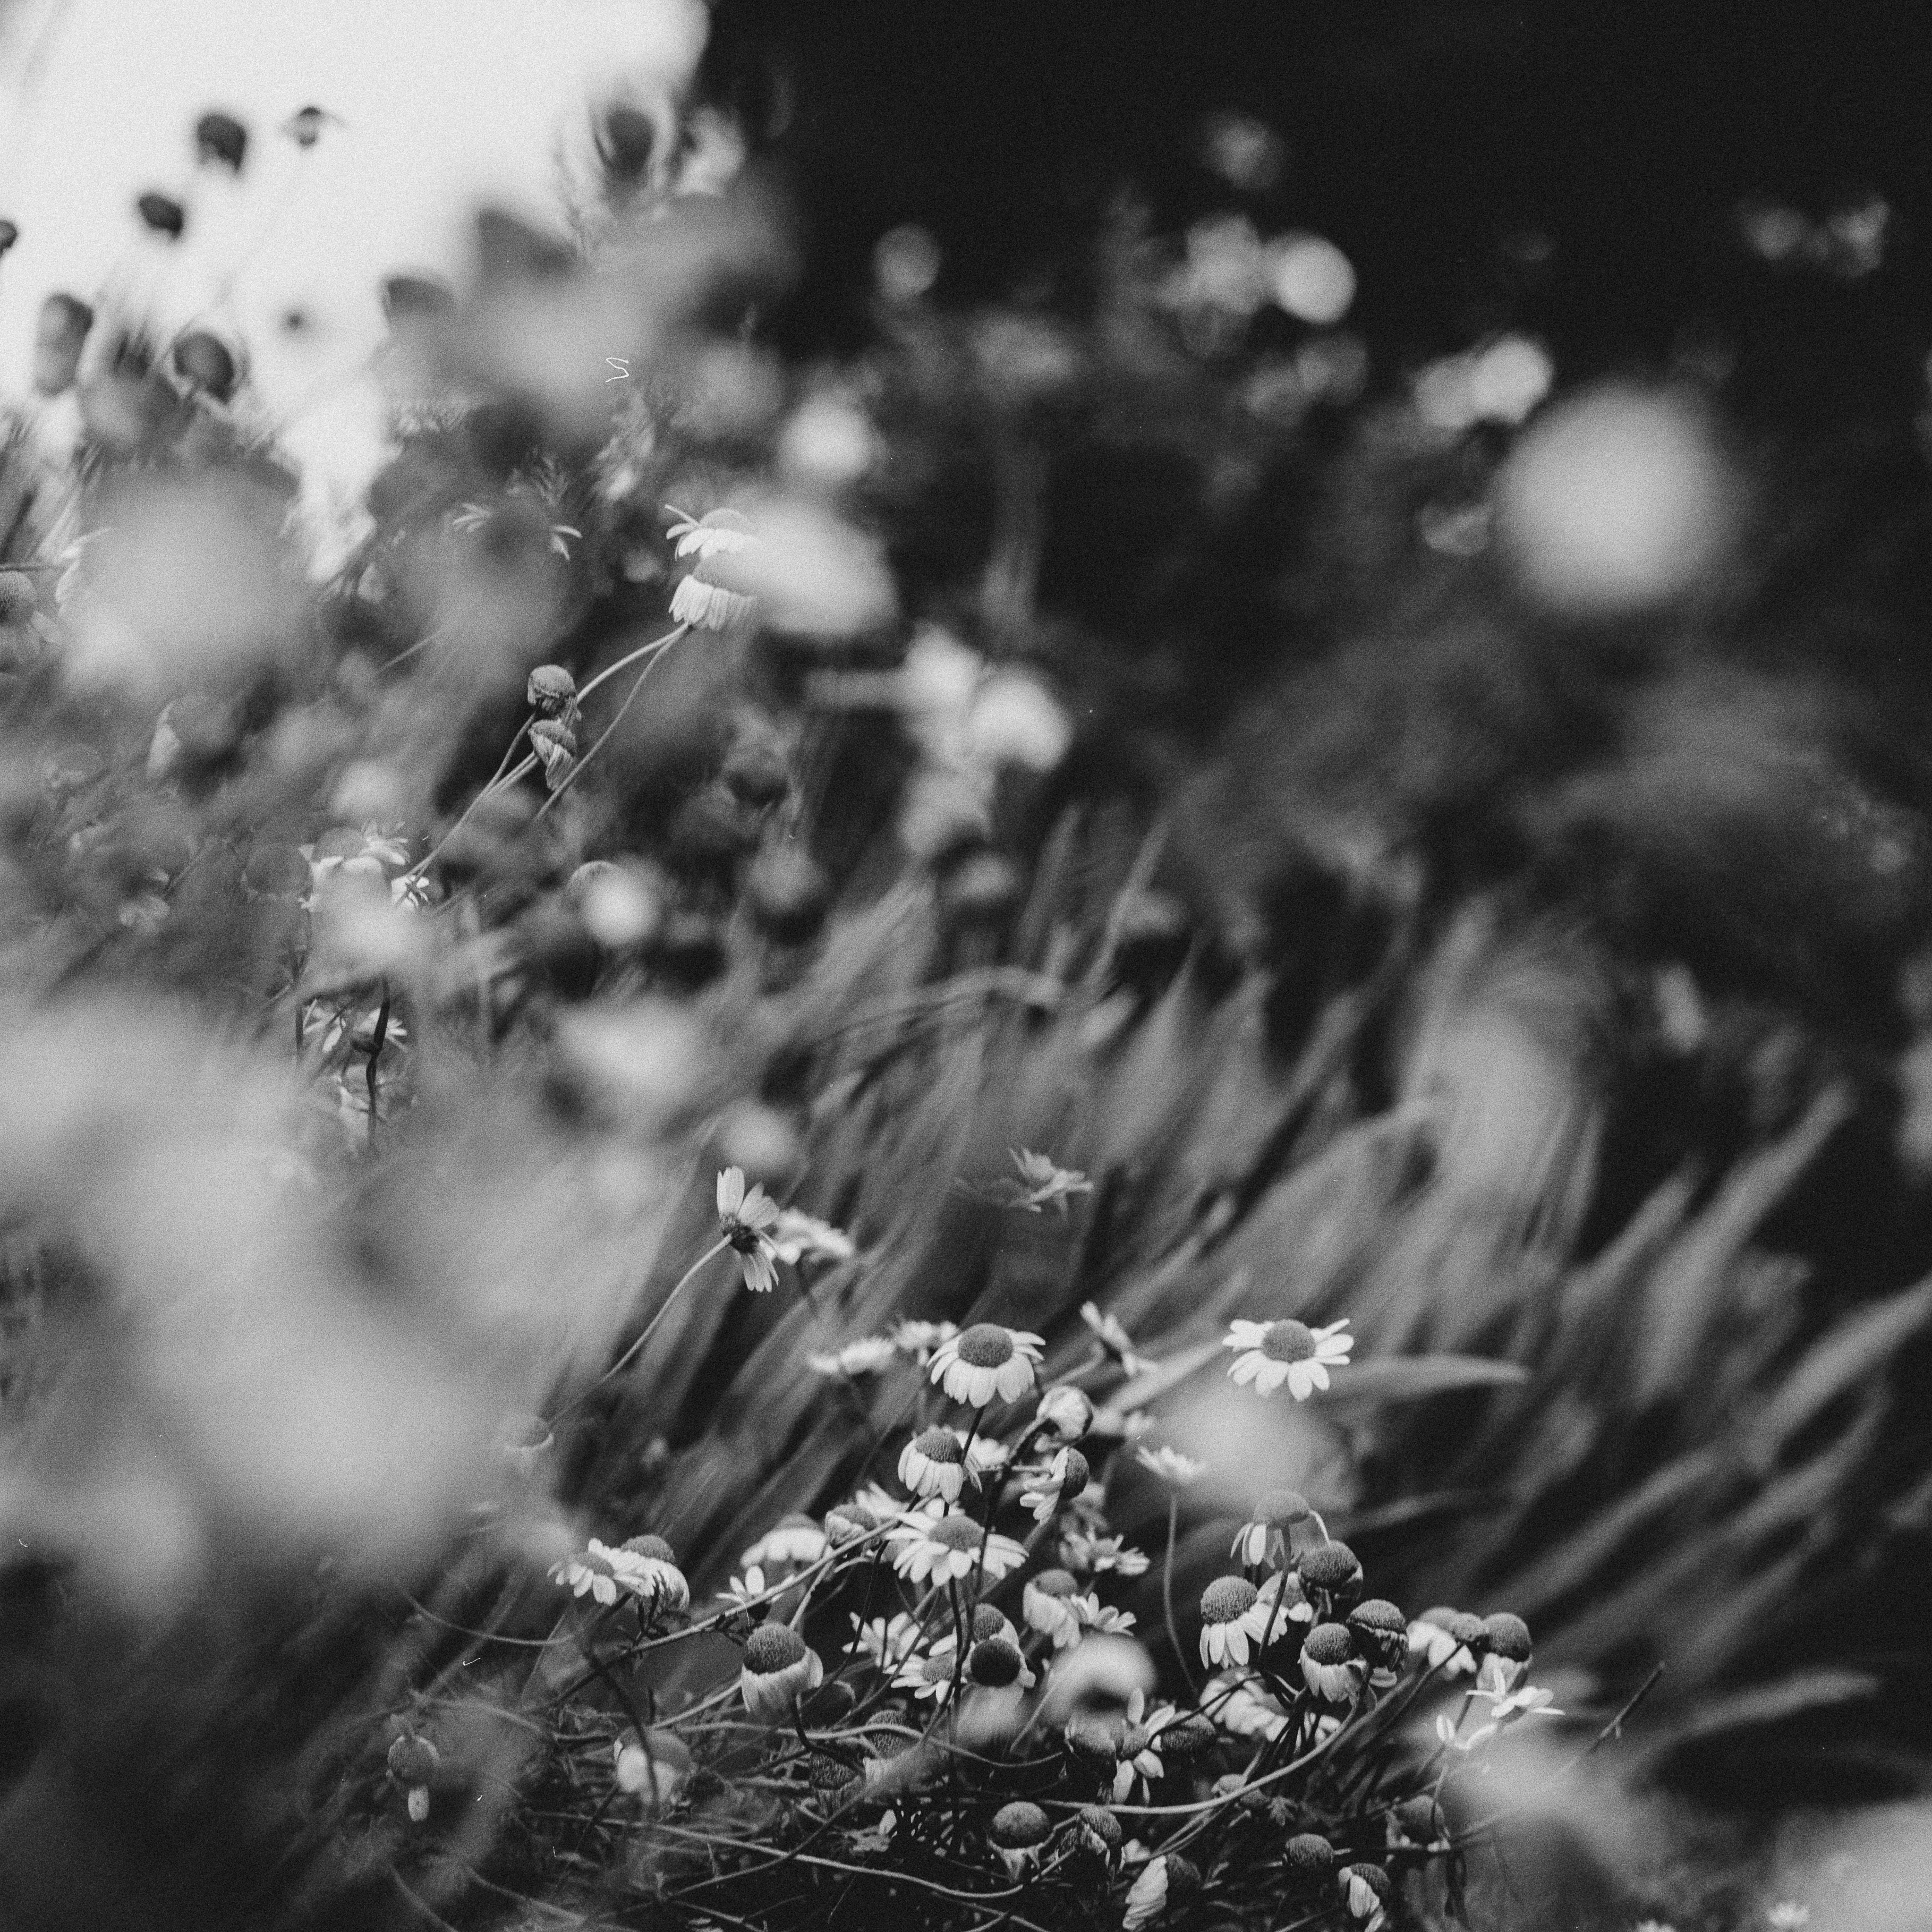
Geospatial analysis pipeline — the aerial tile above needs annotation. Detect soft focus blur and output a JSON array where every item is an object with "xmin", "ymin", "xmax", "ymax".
[{"xmin": 0, "ymin": 3, "xmax": 1929, "ymax": 1929}]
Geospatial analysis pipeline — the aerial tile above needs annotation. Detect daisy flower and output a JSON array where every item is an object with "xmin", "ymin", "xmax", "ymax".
[
  {"xmin": 893, "ymin": 1645, "xmax": 960, "ymax": 1705},
  {"xmin": 770, "ymin": 1207, "xmax": 855, "ymax": 1265},
  {"xmin": 551, "ymin": 1540, "xmax": 630, "ymax": 1607},
  {"xmin": 1198, "ymin": 1575, "xmax": 1272, "ymax": 1668},
  {"xmin": 850, "ymin": 1611, "xmax": 922, "ymax": 1671},
  {"xmin": 887, "ymin": 1510, "xmax": 1027, "ymax": 1587},
  {"xmin": 807, "ymin": 1336, "xmax": 899, "ymax": 1379},
  {"xmin": 1299, "ymin": 1622, "xmax": 1366, "ymax": 1704},
  {"xmin": 1018, "ymin": 1446, "xmax": 1091, "ymax": 1521},
  {"xmin": 1223, "ymin": 1317, "xmax": 1354, "ymax": 1399},
  {"xmin": 1110, "ymin": 1689, "xmax": 1179, "ymax": 1802},
  {"xmin": 1135, "ymin": 1443, "xmax": 1206, "ymax": 1486},
  {"xmin": 1034, "ymin": 1382, "xmax": 1095, "ymax": 1442},
  {"xmin": 740, "ymin": 1514, "xmax": 828, "ymax": 1572},
  {"xmin": 1203, "ymin": 1671, "xmax": 1292, "ymax": 1741},
  {"xmin": 719, "ymin": 1564, "xmax": 770, "ymax": 1612},
  {"xmin": 666, "ymin": 504, "xmax": 756, "ymax": 562},
  {"xmin": 1406, "ymin": 1606, "xmax": 1480, "ymax": 1674},
  {"xmin": 1079, "ymin": 1300, "xmax": 1155, "ymax": 1377},
  {"xmin": 716, "ymin": 1167, "xmax": 782, "ymax": 1292},
  {"xmin": 1086, "ymin": 1603, "xmax": 1139, "ymax": 1636},
  {"xmin": 739, "ymin": 1622, "xmax": 823, "ymax": 1721},
  {"xmin": 1060, "ymin": 1527, "xmax": 1151, "ymax": 1577},
  {"xmin": 898, "ymin": 1426, "xmax": 975, "ymax": 1503},
  {"xmin": 927, "ymin": 1322, "xmax": 1044, "ymax": 1407},
  {"xmin": 1339, "ymin": 1861, "xmax": 1392, "ymax": 1928},
  {"xmin": 1476, "ymin": 1612, "xmax": 1533, "ymax": 1695},
  {"xmin": 889, "ymin": 1318, "xmax": 958, "ymax": 1362},
  {"xmin": 1023, "ymin": 1569, "xmax": 1091, "ymax": 1649},
  {"xmin": 1008, "ymin": 1147, "xmax": 1093, "ymax": 1213},
  {"xmin": 988, "ymin": 1800, "xmax": 1052, "ymax": 1881},
  {"xmin": 1231, "ymin": 1488, "xmax": 1325, "ymax": 1568},
  {"xmin": 603, "ymin": 1534, "xmax": 690, "ymax": 1615}
]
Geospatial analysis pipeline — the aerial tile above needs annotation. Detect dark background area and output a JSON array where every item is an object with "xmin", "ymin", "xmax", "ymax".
[{"xmin": 711, "ymin": 0, "xmax": 1932, "ymax": 388}]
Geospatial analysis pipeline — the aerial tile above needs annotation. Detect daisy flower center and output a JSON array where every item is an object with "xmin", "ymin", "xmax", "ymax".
[
  {"xmin": 1259, "ymin": 1320, "xmax": 1316, "ymax": 1363},
  {"xmin": 1201, "ymin": 1576, "xmax": 1259, "ymax": 1623},
  {"xmin": 1302, "ymin": 1622, "xmax": 1354, "ymax": 1665},
  {"xmin": 1257, "ymin": 1488, "xmax": 1311, "ymax": 1525},
  {"xmin": 744, "ymin": 1623, "xmax": 806, "ymax": 1673},
  {"xmin": 623, "ymin": 1534, "xmax": 676, "ymax": 1563},
  {"xmin": 929, "ymin": 1516, "xmax": 986, "ymax": 1553},
  {"xmin": 1032, "ymin": 1568, "xmax": 1078, "ymax": 1597},
  {"xmin": 727, "ymin": 1224, "xmax": 765, "ymax": 1254},
  {"xmin": 955, "ymin": 1323, "xmax": 1017, "ymax": 1367},
  {"xmin": 912, "ymin": 1427, "xmax": 964, "ymax": 1462}
]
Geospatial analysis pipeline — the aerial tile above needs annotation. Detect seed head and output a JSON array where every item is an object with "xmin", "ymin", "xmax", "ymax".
[
  {"xmin": 1297, "ymin": 1542, "xmax": 1361, "ymax": 1593},
  {"xmin": 1201, "ymin": 1575, "xmax": 1259, "ymax": 1623},
  {"xmin": 990, "ymin": 1799, "xmax": 1051, "ymax": 1848},
  {"xmin": 743, "ymin": 1622, "xmax": 807, "ymax": 1675},
  {"xmin": 1483, "ymin": 1611, "xmax": 1533, "ymax": 1660},
  {"xmin": 1286, "ymin": 1831, "xmax": 1335, "ymax": 1872},
  {"xmin": 1301, "ymin": 1622, "xmax": 1355, "ymax": 1666}
]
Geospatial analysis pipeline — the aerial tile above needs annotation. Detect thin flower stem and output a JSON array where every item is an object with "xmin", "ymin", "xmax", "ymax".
[
  {"xmin": 405, "ymin": 751, "xmax": 537, "ymax": 881},
  {"xmin": 534, "ymin": 624, "xmax": 688, "ymax": 822},
  {"xmin": 546, "ymin": 1235, "xmax": 730, "ymax": 1425},
  {"xmin": 576, "ymin": 620, "xmax": 687, "ymax": 702},
  {"xmin": 1162, "ymin": 1492, "xmax": 1200, "ymax": 1696}
]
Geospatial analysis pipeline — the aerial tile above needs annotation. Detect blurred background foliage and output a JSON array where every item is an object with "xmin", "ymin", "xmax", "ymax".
[{"xmin": 0, "ymin": 1, "xmax": 1930, "ymax": 1927}]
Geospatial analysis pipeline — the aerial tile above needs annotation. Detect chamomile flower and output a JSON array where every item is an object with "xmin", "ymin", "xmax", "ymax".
[
  {"xmin": 1035, "ymin": 1382, "xmax": 1096, "ymax": 1442},
  {"xmin": 1407, "ymin": 1607, "xmax": 1480, "ymax": 1673},
  {"xmin": 1023, "ymin": 1569, "xmax": 1091, "ymax": 1648},
  {"xmin": 719, "ymin": 1564, "xmax": 771, "ymax": 1612},
  {"xmin": 1339, "ymin": 1861, "xmax": 1392, "ymax": 1927},
  {"xmin": 1300, "ymin": 1623, "xmax": 1366, "ymax": 1704},
  {"xmin": 898, "ymin": 1426, "xmax": 975, "ymax": 1503},
  {"xmin": 1204, "ymin": 1671, "xmax": 1292, "ymax": 1740},
  {"xmin": 989, "ymin": 1800, "xmax": 1052, "ymax": 1880},
  {"xmin": 1061, "ymin": 1527, "xmax": 1152, "ymax": 1577},
  {"xmin": 1135, "ymin": 1443, "xmax": 1206, "ymax": 1486},
  {"xmin": 1019, "ymin": 1446, "xmax": 1092, "ymax": 1520},
  {"xmin": 666, "ymin": 504, "xmax": 756, "ymax": 562},
  {"xmin": 1110, "ymin": 1689, "xmax": 1179, "ymax": 1802},
  {"xmin": 927, "ymin": 1322, "xmax": 1044, "ymax": 1406},
  {"xmin": 1086, "ymin": 1603, "xmax": 1139, "ymax": 1637},
  {"xmin": 1476, "ymin": 1612, "xmax": 1533, "ymax": 1695},
  {"xmin": 1475, "ymin": 1683, "xmax": 1563, "ymax": 1727},
  {"xmin": 741, "ymin": 1514, "xmax": 828, "ymax": 1572},
  {"xmin": 1231, "ymin": 1488, "xmax": 1324, "ymax": 1568},
  {"xmin": 1080, "ymin": 1300, "xmax": 1155, "ymax": 1377},
  {"xmin": 716, "ymin": 1167, "xmax": 782, "ymax": 1292},
  {"xmin": 887, "ymin": 1509, "xmax": 1027, "ymax": 1587},
  {"xmin": 893, "ymin": 1645, "xmax": 960, "ymax": 1705},
  {"xmin": 807, "ymin": 1336, "xmax": 899, "ymax": 1378},
  {"xmin": 1198, "ymin": 1576, "xmax": 1271, "ymax": 1667},
  {"xmin": 850, "ymin": 1612, "xmax": 922, "ymax": 1671},
  {"xmin": 604, "ymin": 1534, "xmax": 690, "ymax": 1615},
  {"xmin": 1223, "ymin": 1317, "xmax": 1354, "ymax": 1399},
  {"xmin": 1008, "ymin": 1147, "xmax": 1093, "ymax": 1212},
  {"xmin": 739, "ymin": 1622, "xmax": 823, "ymax": 1721},
  {"xmin": 552, "ymin": 1539, "xmax": 635, "ymax": 1607},
  {"xmin": 890, "ymin": 1318, "xmax": 958, "ymax": 1362},
  {"xmin": 771, "ymin": 1207, "xmax": 855, "ymax": 1265}
]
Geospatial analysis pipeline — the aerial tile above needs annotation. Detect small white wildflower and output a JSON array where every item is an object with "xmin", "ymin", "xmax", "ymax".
[
  {"xmin": 927, "ymin": 1322, "xmax": 1045, "ymax": 1407},
  {"xmin": 1223, "ymin": 1317, "xmax": 1354, "ymax": 1399},
  {"xmin": 1080, "ymin": 1301, "xmax": 1155, "ymax": 1377},
  {"xmin": 1134, "ymin": 1444, "xmax": 1206, "ymax": 1486},
  {"xmin": 716, "ymin": 1167, "xmax": 781, "ymax": 1293}
]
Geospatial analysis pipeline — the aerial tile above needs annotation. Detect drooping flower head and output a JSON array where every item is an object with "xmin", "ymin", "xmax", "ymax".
[
  {"xmin": 716, "ymin": 1165, "xmax": 781, "ymax": 1293},
  {"xmin": 1023, "ymin": 1568, "xmax": 1090, "ymax": 1649},
  {"xmin": 1035, "ymin": 1382, "xmax": 1095, "ymax": 1442},
  {"xmin": 1300, "ymin": 1622, "xmax": 1365, "ymax": 1703},
  {"xmin": 1198, "ymin": 1574, "xmax": 1267, "ymax": 1668},
  {"xmin": 898, "ymin": 1425, "xmax": 974, "ymax": 1502},
  {"xmin": 1019, "ymin": 1445, "xmax": 1092, "ymax": 1520},
  {"xmin": 1232, "ymin": 1486, "xmax": 1318, "ymax": 1567},
  {"xmin": 740, "ymin": 1621, "xmax": 824, "ymax": 1720}
]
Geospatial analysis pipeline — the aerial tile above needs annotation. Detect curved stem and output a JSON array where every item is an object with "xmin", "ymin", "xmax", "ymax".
[
  {"xmin": 547, "ymin": 1235, "xmax": 730, "ymax": 1426},
  {"xmin": 1162, "ymin": 1491, "xmax": 1199, "ymax": 1696},
  {"xmin": 534, "ymin": 624, "xmax": 688, "ymax": 822}
]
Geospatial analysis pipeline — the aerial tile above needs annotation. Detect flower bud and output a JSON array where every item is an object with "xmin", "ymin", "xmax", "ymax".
[
  {"xmin": 526, "ymin": 664, "xmax": 577, "ymax": 717},
  {"xmin": 194, "ymin": 111, "xmax": 248, "ymax": 172},
  {"xmin": 989, "ymin": 1799, "xmax": 1051, "ymax": 1849},
  {"xmin": 33, "ymin": 293, "xmax": 93, "ymax": 397},
  {"xmin": 1296, "ymin": 1541, "xmax": 1363, "ymax": 1597},
  {"xmin": 1286, "ymin": 1831, "xmax": 1335, "ymax": 1873},
  {"xmin": 173, "ymin": 331, "xmax": 239, "ymax": 401},
  {"xmin": 137, "ymin": 191, "xmax": 185, "ymax": 239},
  {"xmin": 1034, "ymin": 1383, "xmax": 1094, "ymax": 1442}
]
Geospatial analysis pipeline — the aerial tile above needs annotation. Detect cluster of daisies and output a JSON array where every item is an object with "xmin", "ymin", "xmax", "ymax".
[{"xmin": 493, "ymin": 1179, "xmax": 1566, "ymax": 1929}]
